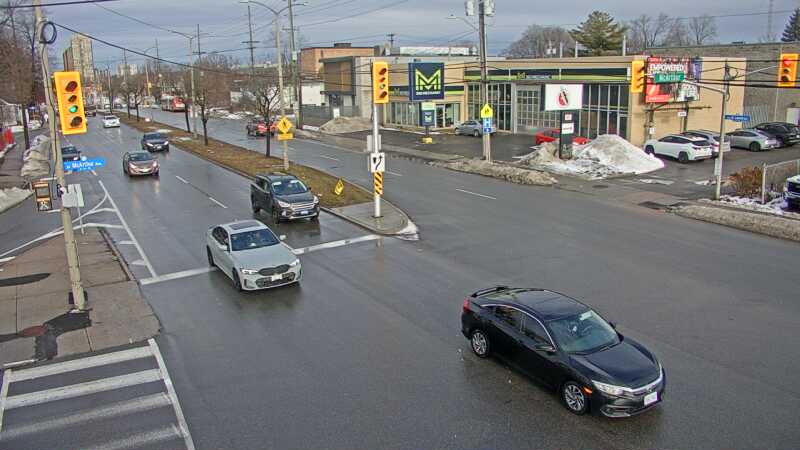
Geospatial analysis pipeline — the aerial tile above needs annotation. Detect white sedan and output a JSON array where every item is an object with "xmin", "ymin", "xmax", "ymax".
[
  {"xmin": 644, "ymin": 134, "xmax": 713, "ymax": 163},
  {"xmin": 206, "ymin": 220, "xmax": 301, "ymax": 291},
  {"xmin": 102, "ymin": 115, "xmax": 120, "ymax": 128}
]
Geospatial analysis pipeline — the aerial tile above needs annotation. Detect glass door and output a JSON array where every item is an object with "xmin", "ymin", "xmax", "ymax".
[{"xmin": 436, "ymin": 104, "xmax": 446, "ymax": 128}]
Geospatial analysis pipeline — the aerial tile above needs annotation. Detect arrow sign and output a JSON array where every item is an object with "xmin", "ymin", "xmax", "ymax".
[
  {"xmin": 63, "ymin": 158, "xmax": 105, "ymax": 172},
  {"xmin": 369, "ymin": 152, "xmax": 386, "ymax": 173}
]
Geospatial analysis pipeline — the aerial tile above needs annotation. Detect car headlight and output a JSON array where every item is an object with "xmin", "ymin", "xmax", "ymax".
[
  {"xmin": 146, "ymin": 142, "xmax": 154, "ymax": 146},
  {"xmin": 289, "ymin": 259, "xmax": 300, "ymax": 267},
  {"xmin": 312, "ymin": 195, "xmax": 319, "ymax": 204},
  {"xmin": 240, "ymin": 268, "xmax": 259, "ymax": 275},
  {"xmin": 277, "ymin": 200, "xmax": 290, "ymax": 208},
  {"xmin": 591, "ymin": 380, "xmax": 626, "ymax": 396},
  {"xmin": 163, "ymin": 140, "xmax": 169, "ymax": 145}
]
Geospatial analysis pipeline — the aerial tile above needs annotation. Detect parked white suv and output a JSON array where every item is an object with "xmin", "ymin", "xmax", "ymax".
[
  {"xmin": 206, "ymin": 220, "xmax": 301, "ymax": 291},
  {"xmin": 644, "ymin": 134, "xmax": 714, "ymax": 163},
  {"xmin": 102, "ymin": 115, "xmax": 120, "ymax": 128}
]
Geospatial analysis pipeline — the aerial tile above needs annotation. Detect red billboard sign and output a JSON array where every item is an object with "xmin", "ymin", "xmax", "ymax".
[{"xmin": 645, "ymin": 57, "xmax": 702, "ymax": 103}]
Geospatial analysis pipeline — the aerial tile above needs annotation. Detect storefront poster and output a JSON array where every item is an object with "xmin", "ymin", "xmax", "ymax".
[
  {"xmin": 543, "ymin": 84, "xmax": 583, "ymax": 111},
  {"xmin": 645, "ymin": 57, "xmax": 702, "ymax": 103}
]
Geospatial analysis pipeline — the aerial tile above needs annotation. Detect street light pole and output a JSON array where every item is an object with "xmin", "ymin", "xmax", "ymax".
[
  {"xmin": 188, "ymin": 34, "xmax": 196, "ymax": 138},
  {"xmin": 715, "ymin": 61, "xmax": 731, "ymax": 201},
  {"xmin": 274, "ymin": 17, "xmax": 289, "ymax": 170},
  {"xmin": 287, "ymin": 0, "xmax": 301, "ymax": 127},
  {"xmin": 477, "ymin": 0, "xmax": 491, "ymax": 162}
]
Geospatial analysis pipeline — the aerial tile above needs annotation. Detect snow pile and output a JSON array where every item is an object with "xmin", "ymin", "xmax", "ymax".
[
  {"xmin": 21, "ymin": 135, "xmax": 51, "ymax": 180},
  {"xmin": 431, "ymin": 159, "xmax": 557, "ymax": 186},
  {"xmin": 711, "ymin": 195, "xmax": 800, "ymax": 218},
  {"xmin": 319, "ymin": 116, "xmax": 372, "ymax": 134},
  {"xmin": 519, "ymin": 135, "xmax": 664, "ymax": 180},
  {"xmin": 153, "ymin": 129, "xmax": 172, "ymax": 134},
  {"xmin": 0, "ymin": 187, "xmax": 33, "ymax": 214}
]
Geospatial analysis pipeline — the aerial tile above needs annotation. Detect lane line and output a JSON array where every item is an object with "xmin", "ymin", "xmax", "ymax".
[
  {"xmin": 317, "ymin": 154, "xmax": 339, "ymax": 161},
  {"xmin": 45, "ymin": 209, "xmax": 61, "ymax": 214},
  {"xmin": 0, "ymin": 256, "xmax": 15, "ymax": 264},
  {"xmin": 0, "ymin": 367, "xmax": 10, "ymax": 433},
  {"xmin": 455, "ymin": 188, "xmax": 497, "ymax": 200},
  {"xmin": 9, "ymin": 346, "xmax": 153, "ymax": 382},
  {"xmin": 4, "ymin": 369, "xmax": 162, "ymax": 410},
  {"xmin": 385, "ymin": 170, "xmax": 403, "ymax": 177},
  {"xmin": 149, "ymin": 339, "xmax": 197, "ymax": 450},
  {"xmin": 0, "ymin": 393, "xmax": 172, "ymax": 440},
  {"xmin": 175, "ymin": 175, "xmax": 189, "ymax": 184},
  {"xmin": 139, "ymin": 267, "xmax": 217, "ymax": 286},
  {"xmin": 208, "ymin": 196, "xmax": 228, "ymax": 209},
  {"xmin": 91, "ymin": 170, "xmax": 97, "ymax": 176},
  {"xmin": 82, "ymin": 424, "xmax": 182, "ymax": 450},
  {"xmin": 99, "ymin": 180, "xmax": 157, "ymax": 278},
  {"xmin": 292, "ymin": 235, "xmax": 381, "ymax": 255}
]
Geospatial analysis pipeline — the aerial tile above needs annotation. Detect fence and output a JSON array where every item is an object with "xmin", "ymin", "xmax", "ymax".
[
  {"xmin": 742, "ymin": 104, "xmax": 771, "ymax": 128},
  {"xmin": 762, "ymin": 158, "xmax": 800, "ymax": 202}
]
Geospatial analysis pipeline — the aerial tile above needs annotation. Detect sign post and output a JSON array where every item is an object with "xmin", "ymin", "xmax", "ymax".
[{"xmin": 420, "ymin": 101, "xmax": 435, "ymax": 143}]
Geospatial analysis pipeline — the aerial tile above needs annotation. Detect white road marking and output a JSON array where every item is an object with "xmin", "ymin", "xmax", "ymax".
[
  {"xmin": 99, "ymin": 180, "xmax": 157, "ymax": 278},
  {"xmin": 139, "ymin": 267, "xmax": 217, "ymax": 286},
  {"xmin": 208, "ymin": 196, "xmax": 228, "ymax": 208},
  {"xmin": 8, "ymin": 346, "xmax": 152, "ymax": 382},
  {"xmin": 0, "ymin": 256, "xmax": 15, "ymax": 264},
  {"xmin": 292, "ymin": 235, "xmax": 381, "ymax": 255},
  {"xmin": 175, "ymin": 175, "xmax": 189, "ymax": 184},
  {"xmin": 149, "ymin": 339, "xmax": 197, "ymax": 450},
  {"xmin": 0, "ymin": 367, "xmax": 10, "ymax": 433},
  {"xmin": 317, "ymin": 154, "xmax": 339, "ymax": 161},
  {"xmin": 455, "ymin": 188, "xmax": 497, "ymax": 200},
  {"xmin": 91, "ymin": 170, "xmax": 97, "ymax": 176},
  {"xmin": 385, "ymin": 170, "xmax": 403, "ymax": 176},
  {"xmin": 4, "ymin": 369, "xmax": 162, "ymax": 410},
  {"xmin": 45, "ymin": 208, "xmax": 61, "ymax": 214},
  {"xmin": 118, "ymin": 240, "xmax": 135, "ymax": 245},
  {"xmin": 83, "ymin": 424, "xmax": 182, "ymax": 450},
  {"xmin": 0, "ymin": 393, "xmax": 172, "ymax": 441}
]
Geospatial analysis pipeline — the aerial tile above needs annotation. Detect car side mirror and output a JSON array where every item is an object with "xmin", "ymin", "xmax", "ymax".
[
  {"xmin": 279, "ymin": 235, "xmax": 287, "ymax": 241},
  {"xmin": 609, "ymin": 321, "xmax": 617, "ymax": 330},
  {"xmin": 535, "ymin": 343, "xmax": 556, "ymax": 353}
]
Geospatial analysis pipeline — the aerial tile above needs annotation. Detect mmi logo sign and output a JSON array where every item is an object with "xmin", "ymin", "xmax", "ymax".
[{"xmin": 409, "ymin": 62, "xmax": 445, "ymax": 101}]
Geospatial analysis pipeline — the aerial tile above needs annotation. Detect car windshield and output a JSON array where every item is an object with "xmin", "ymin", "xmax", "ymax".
[
  {"xmin": 272, "ymin": 179, "xmax": 308, "ymax": 195},
  {"xmin": 145, "ymin": 133, "xmax": 166, "ymax": 140},
  {"xmin": 547, "ymin": 310, "xmax": 619, "ymax": 354},
  {"xmin": 129, "ymin": 153, "xmax": 153, "ymax": 162},
  {"xmin": 62, "ymin": 146, "xmax": 77, "ymax": 154},
  {"xmin": 105, "ymin": 116, "xmax": 117, "ymax": 120},
  {"xmin": 230, "ymin": 229, "xmax": 280, "ymax": 251}
]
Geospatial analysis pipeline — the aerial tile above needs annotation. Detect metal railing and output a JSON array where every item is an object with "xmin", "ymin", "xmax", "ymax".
[{"xmin": 762, "ymin": 158, "xmax": 800, "ymax": 203}]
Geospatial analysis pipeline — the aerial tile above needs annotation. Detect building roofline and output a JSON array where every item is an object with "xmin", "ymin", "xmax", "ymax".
[
  {"xmin": 301, "ymin": 46, "xmax": 374, "ymax": 51},
  {"xmin": 647, "ymin": 41, "xmax": 799, "ymax": 50}
]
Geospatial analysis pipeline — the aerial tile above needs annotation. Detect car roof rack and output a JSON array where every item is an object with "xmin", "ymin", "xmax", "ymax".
[{"xmin": 471, "ymin": 285, "xmax": 510, "ymax": 298}]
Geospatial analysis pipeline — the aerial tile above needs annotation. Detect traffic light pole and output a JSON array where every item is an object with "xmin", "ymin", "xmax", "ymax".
[
  {"xmin": 275, "ymin": 17, "xmax": 289, "ymax": 171},
  {"xmin": 34, "ymin": 0, "xmax": 86, "ymax": 311},
  {"xmin": 715, "ymin": 61, "xmax": 730, "ymax": 201},
  {"xmin": 372, "ymin": 101, "xmax": 381, "ymax": 218}
]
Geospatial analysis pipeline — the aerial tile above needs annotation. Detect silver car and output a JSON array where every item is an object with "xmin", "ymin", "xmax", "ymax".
[
  {"xmin": 683, "ymin": 130, "xmax": 731, "ymax": 154},
  {"xmin": 727, "ymin": 128, "xmax": 779, "ymax": 152},
  {"xmin": 454, "ymin": 120, "xmax": 495, "ymax": 137},
  {"xmin": 206, "ymin": 220, "xmax": 301, "ymax": 291}
]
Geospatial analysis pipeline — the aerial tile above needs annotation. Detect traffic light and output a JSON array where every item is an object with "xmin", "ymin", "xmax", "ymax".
[
  {"xmin": 372, "ymin": 61, "xmax": 389, "ymax": 104},
  {"xmin": 53, "ymin": 71, "xmax": 87, "ymax": 135},
  {"xmin": 630, "ymin": 60, "xmax": 646, "ymax": 93},
  {"xmin": 778, "ymin": 53, "xmax": 798, "ymax": 88}
]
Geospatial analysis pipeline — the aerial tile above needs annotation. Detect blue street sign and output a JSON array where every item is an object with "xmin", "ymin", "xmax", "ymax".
[
  {"xmin": 482, "ymin": 118, "xmax": 492, "ymax": 128},
  {"xmin": 64, "ymin": 158, "xmax": 105, "ymax": 172},
  {"xmin": 724, "ymin": 114, "xmax": 751, "ymax": 122}
]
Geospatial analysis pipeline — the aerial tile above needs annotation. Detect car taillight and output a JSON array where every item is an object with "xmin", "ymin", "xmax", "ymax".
[{"xmin": 463, "ymin": 297, "xmax": 470, "ymax": 313}]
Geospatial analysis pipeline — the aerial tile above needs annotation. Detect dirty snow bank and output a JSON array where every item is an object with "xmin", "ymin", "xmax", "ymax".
[
  {"xmin": 518, "ymin": 135, "xmax": 663, "ymax": 180},
  {"xmin": 431, "ymin": 159, "xmax": 556, "ymax": 186},
  {"xmin": 21, "ymin": 135, "xmax": 51, "ymax": 180},
  {"xmin": 319, "ymin": 116, "xmax": 372, "ymax": 134},
  {"xmin": 701, "ymin": 195, "xmax": 800, "ymax": 219},
  {"xmin": 0, "ymin": 187, "xmax": 33, "ymax": 213}
]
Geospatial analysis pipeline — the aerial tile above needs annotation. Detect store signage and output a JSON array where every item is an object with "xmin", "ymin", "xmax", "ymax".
[
  {"xmin": 645, "ymin": 57, "xmax": 702, "ymax": 103},
  {"xmin": 654, "ymin": 72, "xmax": 685, "ymax": 84},
  {"xmin": 421, "ymin": 110, "xmax": 435, "ymax": 127},
  {"xmin": 408, "ymin": 63, "xmax": 444, "ymax": 101},
  {"xmin": 543, "ymin": 84, "xmax": 583, "ymax": 111}
]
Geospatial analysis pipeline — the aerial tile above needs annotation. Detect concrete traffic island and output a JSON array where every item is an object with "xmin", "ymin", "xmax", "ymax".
[{"xmin": 0, "ymin": 228, "xmax": 159, "ymax": 367}]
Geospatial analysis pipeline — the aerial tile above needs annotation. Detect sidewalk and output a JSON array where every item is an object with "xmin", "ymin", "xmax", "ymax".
[
  {"xmin": 0, "ymin": 228, "xmax": 159, "ymax": 366},
  {"xmin": 0, "ymin": 132, "xmax": 26, "ymax": 190}
]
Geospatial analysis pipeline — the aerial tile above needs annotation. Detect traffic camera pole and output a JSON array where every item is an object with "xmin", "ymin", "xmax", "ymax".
[
  {"xmin": 34, "ymin": 0, "xmax": 86, "ymax": 311},
  {"xmin": 478, "ymin": 0, "xmax": 491, "ymax": 162},
  {"xmin": 715, "ymin": 61, "xmax": 730, "ymax": 201}
]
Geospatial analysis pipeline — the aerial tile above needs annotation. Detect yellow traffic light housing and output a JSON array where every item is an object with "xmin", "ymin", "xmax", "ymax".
[
  {"xmin": 53, "ymin": 71, "xmax": 87, "ymax": 135},
  {"xmin": 778, "ymin": 53, "xmax": 798, "ymax": 88},
  {"xmin": 372, "ymin": 61, "xmax": 389, "ymax": 104},
  {"xmin": 630, "ymin": 60, "xmax": 646, "ymax": 93}
]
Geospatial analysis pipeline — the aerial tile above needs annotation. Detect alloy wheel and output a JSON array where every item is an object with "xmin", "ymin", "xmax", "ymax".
[
  {"xmin": 471, "ymin": 330, "xmax": 489, "ymax": 357},
  {"xmin": 563, "ymin": 382, "xmax": 587, "ymax": 414}
]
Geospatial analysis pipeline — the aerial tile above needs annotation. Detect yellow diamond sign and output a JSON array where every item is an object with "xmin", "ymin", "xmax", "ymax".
[
  {"xmin": 276, "ymin": 116, "xmax": 293, "ymax": 134},
  {"xmin": 334, "ymin": 178, "xmax": 344, "ymax": 196},
  {"xmin": 480, "ymin": 104, "xmax": 493, "ymax": 119}
]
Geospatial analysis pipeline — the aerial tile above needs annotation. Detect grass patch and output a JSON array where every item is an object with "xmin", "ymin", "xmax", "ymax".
[{"xmin": 119, "ymin": 115, "xmax": 371, "ymax": 208}]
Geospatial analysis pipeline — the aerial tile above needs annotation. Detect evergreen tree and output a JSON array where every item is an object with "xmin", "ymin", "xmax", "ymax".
[
  {"xmin": 570, "ymin": 11, "xmax": 627, "ymax": 56},
  {"xmin": 782, "ymin": 9, "xmax": 800, "ymax": 42}
]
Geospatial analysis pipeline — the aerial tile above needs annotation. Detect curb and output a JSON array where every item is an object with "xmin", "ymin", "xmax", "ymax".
[
  {"xmin": 320, "ymin": 200, "xmax": 411, "ymax": 236},
  {"xmin": 672, "ymin": 203, "xmax": 800, "ymax": 242}
]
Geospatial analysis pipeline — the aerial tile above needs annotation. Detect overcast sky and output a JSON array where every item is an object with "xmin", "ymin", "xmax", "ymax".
[{"xmin": 49, "ymin": 0, "xmax": 798, "ymax": 69}]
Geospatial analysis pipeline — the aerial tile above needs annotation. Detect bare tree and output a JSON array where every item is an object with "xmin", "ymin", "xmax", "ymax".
[
  {"xmin": 688, "ymin": 15, "xmax": 718, "ymax": 45},
  {"xmin": 627, "ymin": 14, "xmax": 674, "ymax": 52},
  {"xmin": 504, "ymin": 24, "xmax": 575, "ymax": 58},
  {"xmin": 247, "ymin": 69, "xmax": 280, "ymax": 157},
  {"xmin": 664, "ymin": 19, "xmax": 691, "ymax": 47}
]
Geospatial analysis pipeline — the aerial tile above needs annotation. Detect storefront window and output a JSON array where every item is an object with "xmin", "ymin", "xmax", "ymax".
[{"xmin": 579, "ymin": 83, "xmax": 628, "ymax": 139}]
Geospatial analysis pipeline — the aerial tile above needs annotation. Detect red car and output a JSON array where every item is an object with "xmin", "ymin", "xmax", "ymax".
[
  {"xmin": 535, "ymin": 129, "xmax": 590, "ymax": 145},
  {"xmin": 246, "ymin": 119, "xmax": 276, "ymax": 137}
]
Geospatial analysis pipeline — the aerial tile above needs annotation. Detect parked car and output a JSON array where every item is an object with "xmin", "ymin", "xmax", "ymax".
[
  {"xmin": 246, "ymin": 118, "xmax": 275, "ymax": 137},
  {"xmin": 85, "ymin": 105, "xmax": 97, "ymax": 117},
  {"xmin": 122, "ymin": 151, "xmax": 159, "ymax": 177},
  {"xmin": 644, "ymin": 134, "xmax": 713, "ymax": 163},
  {"xmin": 206, "ymin": 220, "xmax": 301, "ymax": 291},
  {"xmin": 454, "ymin": 120, "xmax": 495, "ymax": 137},
  {"xmin": 754, "ymin": 122, "xmax": 800, "ymax": 147},
  {"xmin": 102, "ymin": 115, "xmax": 120, "ymax": 128},
  {"xmin": 60, "ymin": 144, "xmax": 81, "ymax": 161},
  {"xmin": 461, "ymin": 286, "xmax": 665, "ymax": 417},
  {"xmin": 251, "ymin": 173, "xmax": 319, "ymax": 222},
  {"xmin": 683, "ymin": 130, "xmax": 731, "ymax": 155},
  {"xmin": 785, "ymin": 175, "xmax": 800, "ymax": 209},
  {"xmin": 535, "ymin": 128, "xmax": 590, "ymax": 146},
  {"xmin": 140, "ymin": 132, "xmax": 170, "ymax": 152},
  {"xmin": 727, "ymin": 129, "xmax": 779, "ymax": 152}
]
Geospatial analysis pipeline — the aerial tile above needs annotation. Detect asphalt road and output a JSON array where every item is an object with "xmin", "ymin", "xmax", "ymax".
[{"xmin": 3, "ymin": 112, "xmax": 799, "ymax": 450}]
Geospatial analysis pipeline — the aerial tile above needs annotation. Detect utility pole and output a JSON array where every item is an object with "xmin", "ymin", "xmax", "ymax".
[
  {"xmin": 715, "ymin": 61, "xmax": 731, "ymax": 201},
  {"xmin": 155, "ymin": 38, "xmax": 160, "ymax": 99},
  {"xmin": 33, "ymin": 0, "xmax": 86, "ymax": 311},
  {"xmin": 194, "ymin": 24, "xmax": 201, "ymax": 139},
  {"xmin": 188, "ymin": 35, "xmax": 196, "ymax": 138},
  {"xmin": 477, "ymin": 0, "xmax": 491, "ymax": 162},
  {"xmin": 387, "ymin": 33, "xmax": 395, "ymax": 48},
  {"xmin": 287, "ymin": 0, "xmax": 300, "ymax": 126},
  {"xmin": 275, "ymin": 18, "xmax": 289, "ymax": 171},
  {"xmin": 244, "ymin": 4, "xmax": 256, "ymax": 70}
]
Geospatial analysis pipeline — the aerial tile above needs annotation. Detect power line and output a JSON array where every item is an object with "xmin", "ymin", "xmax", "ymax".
[
  {"xmin": 297, "ymin": 0, "xmax": 411, "ymax": 28},
  {"xmin": 92, "ymin": 2, "xmax": 194, "ymax": 38},
  {"xmin": 1, "ymin": 0, "xmax": 118, "ymax": 8}
]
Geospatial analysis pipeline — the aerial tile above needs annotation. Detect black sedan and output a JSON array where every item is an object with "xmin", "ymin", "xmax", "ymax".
[
  {"xmin": 61, "ymin": 144, "xmax": 81, "ymax": 161},
  {"xmin": 140, "ymin": 132, "xmax": 170, "ymax": 152},
  {"xmin": 754, "ymin": 122, "xmax": 800, "ymax": 147},
  {"xmin": 461, "ymin": 286, "xmax": 665, "ymax": 418}
]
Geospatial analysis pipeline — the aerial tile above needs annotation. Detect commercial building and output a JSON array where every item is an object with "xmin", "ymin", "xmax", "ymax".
[
  {"xmin": 117, "ymin": 63, "xmax": 139, "ymax": 77},
  {"xmin": 62, "ymin": 35, "xmax": 95, "ymax": 84}
]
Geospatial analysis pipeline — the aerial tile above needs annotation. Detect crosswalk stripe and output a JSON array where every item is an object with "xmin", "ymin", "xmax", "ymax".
[
  {"xmin": 4, "ymin": 369, "xmax": 162, "ymax": 410},
  {"xmin": 8, "ymin": 346, "xmax": 153, "ymax": 383},
  {"xmin": 83, "ymin": 424, "xmax": 182, "ymax": 450},
  {"xmin": 148, "ymin": 339, "xmax": 197, "ymax": 450},
  {"xmin": 0, "ymin": 393, "xmax": 172, "ymax": 441}
]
